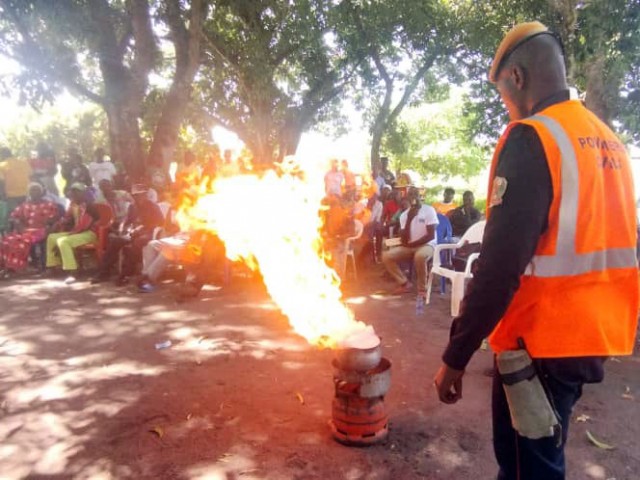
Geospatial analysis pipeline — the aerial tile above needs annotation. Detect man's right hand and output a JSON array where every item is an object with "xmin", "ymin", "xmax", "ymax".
[{"xmin": 434, "ymin": 364, "xmax": 464, "ymax": 404}]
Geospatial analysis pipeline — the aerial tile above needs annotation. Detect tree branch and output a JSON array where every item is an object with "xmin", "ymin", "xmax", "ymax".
[
  {"xmin": 349, "ymin": 2, "xmax": 392, "ymax": 88},
  {"xmin": 387, "ymin": 53, "xmax": 437, "ymax": 125},
  {"xmin": 128, "ymin": 0, "xmax": 158, "ymax": 79},
  {"xmin": 0, "ymin": 0, "xmax": 105, "ymax": 105}
]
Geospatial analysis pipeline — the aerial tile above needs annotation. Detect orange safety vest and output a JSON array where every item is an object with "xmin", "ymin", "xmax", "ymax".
[{"xmin": 487, "ymin": 100, "xmax": 639, "ymax": 357}]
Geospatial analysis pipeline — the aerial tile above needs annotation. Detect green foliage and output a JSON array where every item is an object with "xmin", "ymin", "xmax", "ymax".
[
  {"xmin": 336, "ymin": 0, "xmax": 467, "ymax": 165},
  {"xmin": 452, "ymin": 0, "xmax": 557, "ymax": 143},
  {"xmin": 383, "ymin": 89, "xmax": 489, "ymax": 181},
  {"xmin": 568, "ymin": 0, "xmax": 640, "ymax": 142},
  {"xmin": 0, "ymin": 0, "xmax": 135, "ymax": 108},
  {"xmin": 1, "ymin": 0, "xmax": 638, "ymax": 177},
  {"xmin": 457, "ymin": 0, "xmax": 640, "ymax": 144},
  {"xmin": 194, "ymin": 0, "xmax": 354, "ymax": 161},
  {"xmin": 0, "ymin": 101, "xmax": 108, "ymax": 161}
]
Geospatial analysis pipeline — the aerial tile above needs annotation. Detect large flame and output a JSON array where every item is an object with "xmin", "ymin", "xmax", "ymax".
[{"xmin": 176, "ymin": 159, "xmax": 373, "ymax": 348}]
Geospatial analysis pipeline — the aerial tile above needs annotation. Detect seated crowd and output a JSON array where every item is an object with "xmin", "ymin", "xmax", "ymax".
[
  {"xmin": 321, "ymin": 156, "xmax": 483, "ymax": 304},
  {"xmin": 0, "ymin": 145, "xmax": 235, "ymax": 301},
  {"xmin": 1, "ymin": 145, "xmax": 482, "ymax": 302}
]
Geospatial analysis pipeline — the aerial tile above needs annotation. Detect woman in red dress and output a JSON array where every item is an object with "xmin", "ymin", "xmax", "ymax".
[{"xmin": 1, "ymin": 183, "xmax": 60, "ymax": 274}]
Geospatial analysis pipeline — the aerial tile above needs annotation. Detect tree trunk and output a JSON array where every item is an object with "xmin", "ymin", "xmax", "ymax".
[
  {"xmin": 369, "ymin": 55, "xmax": 436, "ymax": 171},
  {"xmin": 549, "ymin": 0, "xmax": 578, "ymax": 82},
  {"xmin": 370, "ymin": 82, "xmax": 394, "ymax": 170},
  {"xmin": 91, "ymin": 0, "xmax": 155, "ymax": 180},
  {"xmin": 147, "ymin": 0, "xmax": 205, "ymax": 170},
  {"xmin": 279, "ymin": 115, "xmax": 305, "ymax": 160},
  {"xmin": 370, "ymin": 124, "xmax": 384, "ymax": 171},
  {"xmin": 105, "ymin": 101, "xmax": 145, "ymax": 181},
  {"xmin": 584, "ymin": 55, "xmax": 612, "ymax": 126},
  {"xmin": 147, "ymin": 78, "xmax": 194, "ymax": 170},
  {"xmin": 253, "ymin": 137, "xmax": 275, "ymax": 165},
  {"xmin": 251, "ymin": 110, "xmax": 276, "ymax": 165}
]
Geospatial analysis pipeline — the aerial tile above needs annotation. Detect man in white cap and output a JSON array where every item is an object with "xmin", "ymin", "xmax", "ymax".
[{"xmin": 433, "ymin": 22, "xmax": 638, "ymax": 479}]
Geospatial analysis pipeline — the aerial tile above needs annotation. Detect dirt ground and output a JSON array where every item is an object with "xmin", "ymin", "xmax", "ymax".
[{"xmin": 1, "ymin": 266, "xmax": 639, "ymax": 480}]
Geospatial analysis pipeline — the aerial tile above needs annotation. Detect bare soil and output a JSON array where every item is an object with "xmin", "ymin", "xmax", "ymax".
[{"xmin": 0, "ymin": 267, "xmax": 638, "ymax": 480}]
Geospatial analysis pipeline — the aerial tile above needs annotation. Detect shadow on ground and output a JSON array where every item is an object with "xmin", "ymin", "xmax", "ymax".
[{"xmin": 0, "ymin": 267, "xmax": 638, "ymax": 479}]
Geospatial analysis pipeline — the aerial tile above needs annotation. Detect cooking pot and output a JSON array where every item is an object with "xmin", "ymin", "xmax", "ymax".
[
  {"xmin": 335, "ymin": 342, "xmax": 382, "ymax": 371},
  {"xmin": 333, "ymin": 358, "xmax": 392, "ymax": 397}
]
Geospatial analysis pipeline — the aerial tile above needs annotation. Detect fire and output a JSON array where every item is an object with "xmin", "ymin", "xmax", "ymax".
[{"xmin": 176, "ymin": 159, "xmax": 373, "ymax": 348}]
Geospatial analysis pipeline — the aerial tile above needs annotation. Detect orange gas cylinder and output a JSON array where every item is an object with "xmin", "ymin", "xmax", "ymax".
[{"xmin": 330, "ymin": 338, "xmax": 390, "ymax": 446}]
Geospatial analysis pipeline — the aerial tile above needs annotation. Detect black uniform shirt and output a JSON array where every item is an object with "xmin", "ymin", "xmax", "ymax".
[{"xmin": 442, "ymin": 90, "xmax": 605, "ymax": 382}]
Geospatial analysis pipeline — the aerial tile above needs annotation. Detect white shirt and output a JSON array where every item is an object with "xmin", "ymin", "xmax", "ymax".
[
  {"xmin": 88, "ymin": 161, "xmax": 117, "ymax": 185},
  {"xmin": 399, "ymin": 204, "xmax": 439, "ymax": 245},
  {"xmin": 324, "ymin": 170, "xmax": 344, "ymax": 196},
  {"xmin": 371, "ymin": 200, "xmax": 383, "ymax": 223}
]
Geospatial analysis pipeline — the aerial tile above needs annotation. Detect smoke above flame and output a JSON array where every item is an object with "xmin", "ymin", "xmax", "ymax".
[{"xmin": 176, "ymin": 159, "xmax": 372, "ymax": 348}]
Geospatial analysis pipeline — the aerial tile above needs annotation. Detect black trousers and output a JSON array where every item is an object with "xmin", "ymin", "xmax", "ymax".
[
  {"xmin": 97, "ymin": 236, "xmax": 130, "ymax": 277},
  {"xmin": 97, "ymin": 233, "xmax": 152, "ymax": 278},
  {"xmin": 492, "ymin": 360, "xmax": 589, "ymax": 480}
]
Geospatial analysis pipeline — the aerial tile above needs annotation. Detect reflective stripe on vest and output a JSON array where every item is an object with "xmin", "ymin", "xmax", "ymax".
[{"xmin": 523, "ymin": 114, "xmax": 638, "ymax": 278}]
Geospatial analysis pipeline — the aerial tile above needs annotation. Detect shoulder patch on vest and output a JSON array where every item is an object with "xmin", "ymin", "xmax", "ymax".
[{"xmin": 490, "ymin": 177, "xmax": 508, "ymax": 207}]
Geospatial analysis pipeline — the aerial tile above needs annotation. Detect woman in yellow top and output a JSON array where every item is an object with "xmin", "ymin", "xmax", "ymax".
[{"xmin": 0, "ymin": 148, "xmax": 32, "ymax": 213}]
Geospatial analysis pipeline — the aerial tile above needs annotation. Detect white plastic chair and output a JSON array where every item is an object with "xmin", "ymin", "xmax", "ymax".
[
  {"xmin": 426, "ymin": 220, "xmax": 486, "ymax": 316},
  {"xmin": 344, "ymin": 220, "xmax": 364, "ymax": 280}
]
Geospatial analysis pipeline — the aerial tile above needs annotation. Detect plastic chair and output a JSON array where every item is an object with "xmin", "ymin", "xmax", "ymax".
[
  {"xmin": 394, "ymin": 215, "xmax": 453, "ymax": 287},
  {"xmin": 344, "ymin": 220, "xmax": 364, "ymax": 280},
  {"xmin": 435, "ymin": 213, "xmax": 454, "ymax": 294},
  {"xmin": 75, "ymin": 203, "xmax": 115, "ymax": 269},
  {"xmin": 426, "ymin": 220, "xmax": 486, "ymax": 316}
]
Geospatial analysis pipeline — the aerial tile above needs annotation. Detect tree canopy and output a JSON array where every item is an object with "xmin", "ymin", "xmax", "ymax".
[
  {"xmin": 383, "ymin": 88, "xmax": 487, "ymax": 181},
  {"xmin": 0, "ymin": 0, "xmax": 638, "ymax": 179},
  {"xmin": 193, "ymin": 0, "xmax": 356, "ymax": 163},
  {"xmin": 461, "ymin": 0, "xmax": 640, "ymax": 144}
]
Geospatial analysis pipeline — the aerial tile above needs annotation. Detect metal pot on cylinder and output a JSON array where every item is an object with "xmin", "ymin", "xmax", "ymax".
[
  {"xmin": 330, "ymin": 330, "xmax": 391, "ymax": 446},
  {"xmin": 335, "ymin": 342, "xmax": 382, "ymax": 371}
]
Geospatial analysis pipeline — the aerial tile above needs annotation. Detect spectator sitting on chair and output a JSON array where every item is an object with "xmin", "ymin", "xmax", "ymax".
[
  {"xmin": 137, "ymin": 230, "xmax": 226, "ymax": 297},
  {"xmin": 382, "ymin": 186, "xmax": 438, "ymax": 297},
  {"xmin": 46, "ymin": 183, "xmax": 99, "ymax": 284},
  {"xmin": 95, "ymin": 179, "xmax": 132, "ymax": 225},
  {"xmin": 382, "ymin": 187, "xmax": 400, "ymax": 224},
  {"xmin": 137, "ymin": 232, "xmax": 188, "ymax": 292},
  {"xmin": 0, "ymin": 182, "xmax": 60, "ymax": 276},
  {"xmin": 175, "ymin": 232, "xmax": 227, "ymax": 301},
  {"xmin": 448, "ymin": 190, "xmax": 482, "ymax": 238},
  {"xmin": 432, "ymin": 187, "xmax": 457, "ymax": 215},
  {"xmin": 388, "ymin": 195, "xmax": 409, "ymax": 235},
  {"xmin": 92, "ymin": 183, "xmax": 163, "ymax": 285}
]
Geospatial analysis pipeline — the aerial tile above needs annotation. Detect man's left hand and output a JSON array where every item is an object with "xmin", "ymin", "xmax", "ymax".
[{"xmin": 434, "ymin": 364, "xmax": 464, "ymax": 404}]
